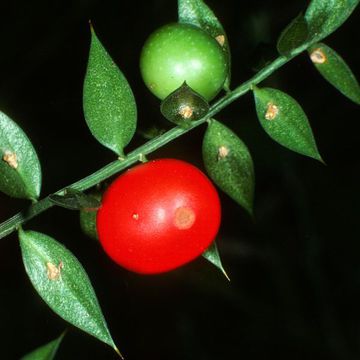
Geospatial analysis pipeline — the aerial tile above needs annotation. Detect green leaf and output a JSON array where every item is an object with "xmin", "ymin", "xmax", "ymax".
[
  {"xmin": 83, "ymin": 26, "xmax": 137, "ymax": 156},
  {"xmin": 277, "ymin": 13, "xmax": 309, "ymax": 55},
  {"xmin": 80, "ymin": 192, "xmax": 102, "ymax": 241},
  {"xmin": 19, "ymin": 229, "xmax": 121, "ymax": 356},
  {"xmin": 253, "ymin": 87, "xmax": 323, "ymax": 162},
  {"xmin": 80, "ymin": 207, "xmax": 99, "ymax": 241},
  {"xmin": 49, "ymin": 189, "xmax": 101, "ymax": 210},
  {"xmin": 0, "ymin": 110, "xmax": 41, "ymax": 200},
  {"xmin": 308, "ymin": 43, "xmax": 360, "ymax": 104},
  {"xmin": 202, "ymin": 241, "xmax": 230, "ymax": 281},
  {"xmin": 202, "ymin": 119, "xmax": 255, "ymax": 215},
  {"xmin": 178, "ymin": 0, "xmax": 231, "ymax": 90},
  {"xmin": 161, "ymin": 82, "xmax": 209, "ymax": 127},
  {"xmin": 305, "ymin": 0, "xmax": 360, "ymax": 42},
  {"xmin": 20, "ymin": 332, "xmax": 65, "ymax": 360}
]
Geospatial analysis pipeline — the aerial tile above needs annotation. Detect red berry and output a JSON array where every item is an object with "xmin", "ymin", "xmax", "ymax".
[{"xmin": 96, "ymin": 159, "xmax": 221, "ymax": 274}]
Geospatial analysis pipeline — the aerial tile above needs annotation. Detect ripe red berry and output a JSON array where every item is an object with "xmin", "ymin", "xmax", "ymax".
[{"xmin": 96, "ymin": 159, "xmax": 221, "ymax": 274}]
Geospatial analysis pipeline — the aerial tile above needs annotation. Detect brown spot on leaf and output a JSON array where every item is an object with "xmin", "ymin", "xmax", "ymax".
[
  {"xmin": 46, "ymin": 261, "xmax": 63, "ymax": 280},
  {"xmin": 217, "ymin": 146, "xmax": 229, "ymax": 160},
  {"xmin": 265, "ymin": 102, "xmax": 279, "ymax": 120},
  {"xmin": 310, "ymin": 48, "xmax": 327, "ymax": 64},
  {"xmin": 178, "ymin": 105, "xmax": 193, "ymax": 119},
  {"xmin": 3, "ymin": 151, "xmax": 18, "ymax": 169}
]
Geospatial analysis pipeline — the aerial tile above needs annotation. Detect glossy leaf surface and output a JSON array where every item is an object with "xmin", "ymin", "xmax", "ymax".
[
  {"xmin": 0, "ymin": 110, "xmax": 41, "ymax": 200},
  {"xmin": 83, "ymin": 28, "xmax": 137, "ymax": 156},
  {"xmin": 19, "ymin": 230, "xmax": 120, "ymax": 355},
  {"xmin": 178, "ymin": 0, "xmax": 231, "ymax": 89},
  {"xmin": 20, "ymin": 332, "xmax": 65, "ymax": 360},
  {"xmin": 305, "ymin": 0, "xmax": 360, "ymax": 42},
  {"xmin": 253, "ymin": 87, "xmax": 322, "ymax": 162},
  {"xmin": 202, "ymin": 119, "xmax": 255, "ymax": 215},
  {"xmin": 277, "ymin": 13, "xmax": 309, "ymax": 55},
  {"xmin": 202, "ymin": 241, "xmax": 229, "ymax": 281},
  {"xmin": 309, "ymin": 43, "xmax": 360, "ymax": 104},
  {"xmin": 161, "ymin": 82, "xmax": 209, "ymax": 127}
]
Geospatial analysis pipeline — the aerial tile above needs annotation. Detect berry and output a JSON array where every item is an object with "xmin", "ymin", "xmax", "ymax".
[
  {"xmin": 96, "ymin": 159, "xmax": 221, "ymax": 274},
  {"xmin": 140, "ymin": 23, "xmax": 228, "ymax": 101}
]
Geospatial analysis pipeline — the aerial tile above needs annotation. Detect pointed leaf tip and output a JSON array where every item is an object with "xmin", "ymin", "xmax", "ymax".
[
  {"xmin": 19, "ymin": 230, "xmax": 119, "ymax": 353},
  {"xmin": 202, "ymin": 241, "xmax": 230, "ymax": 281},
  {"xmin": 253, "ymin": 87, "xmax": 323, "ymax": 162},
  {"xmin": 20, "ymin": 332, "xmax": 65, "ymax": 360},
  {"xmin": 203, "ymin": 119, "xmax": 255, "ymax": 215},
  {"xmin": 83, "ymin": 28, "xmax": 137, "ymax": 156}
]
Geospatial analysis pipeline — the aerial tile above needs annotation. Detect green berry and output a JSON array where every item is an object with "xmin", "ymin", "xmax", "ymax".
[{"xmin": 140, "ymin": 23, "xmax": 228, "ymax": 101}]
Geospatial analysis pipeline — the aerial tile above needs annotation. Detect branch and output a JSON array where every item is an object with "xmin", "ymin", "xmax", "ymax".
[{"xmin": 0, "ymin": 45, "xmax": 305, "ymax": 240}]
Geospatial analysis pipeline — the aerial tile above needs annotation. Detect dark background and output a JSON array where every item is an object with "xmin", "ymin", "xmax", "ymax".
[{"xmin": 0, "ymin": 0, "xmax": 359, "ymax": 359}]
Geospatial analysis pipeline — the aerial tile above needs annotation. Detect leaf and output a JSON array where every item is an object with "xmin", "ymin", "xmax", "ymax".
[
  {"xmin": 83, "ymin": 26, "xmax": 137, "ymax": 156},
  {"xmin": 19, "ymin": 229, "xmax": 121, "ymax": 356},
  {"xmin": 160, "ymin": 82, "xmax": 209, "ymax": 127},
  {"xmin": 277, "ymin": 13, "xmax": 309, "ymax": 55},
  {"xmin": 308, "ymin": 43, "xmax": 360, "ymax": 104},
  {"xmin": 49, "ymin": 189, "xmax": 101, "ymax": 210},
  {"xmin": 20, "ymin": 332, "xmax": 65, "ymax": 360},
  {"xmin": 178, "ymin": 0, "xmax": 231, "ymax": 89},
  {"xmin": 253, "ymin": 87, "xmax": 323, "ymax": 162},
  {"xmin": 0, "ymin": 110, "xmax": 41, "ymax": 200},
  {"xmin": 202, "ymin": 119, "xmax": 255, "ymax": 215},
  {"xmin": 80, "ymin": 192, "xmax": 102, "ymax": 241},
  {"xmin": 202, "ymin": 241, "xmax": 230, "ymax": 281},
  {"xmin": 305, "ymin": 0, "xmax": 360, "ymax": 42}
]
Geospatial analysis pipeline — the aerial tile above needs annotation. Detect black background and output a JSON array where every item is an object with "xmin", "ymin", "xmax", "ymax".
[{"xmin": 0, "ymin": 0, "xmax": 360, "ymax": 359}]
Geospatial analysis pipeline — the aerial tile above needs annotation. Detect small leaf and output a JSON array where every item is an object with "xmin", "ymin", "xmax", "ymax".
[
  {"xmin": 305, "ymin": 0, "xmax": 360, "ymax": 42},
  {"xmin": 0, "ymin": 110, "xmax": 41, "ymax": 200},
  {"xmin": 19, "ymin": 229, "xmax": 121, "ymax": 356},
  {"xmin": 20, "ymin": 332, "xmax": 65, "ymax": 360},
  {"xmin": 80, "ymin": 192, "xmax": 102, "ymax": 241},
  {"xmin": 202, "ymin": 119, "xmax": 255, "ymax": 215},
  {"xmin": 49, "ymin": 189, "xmax": 101, "ymax": 210},
  {"xmin": 253, "ymin": 87, "xmax": 323, "ymax": 162},
  {"xmin": 83, "ymin": 26, "xmax": 137, "ymax": 156},
  {"xmin": 202, "ymin": 241, "xmax": 230, "ymax": 281},
  {"xmin": 308, "ymin": 43, "xmax": 360, "ymax": 104},
  {"xmin": 277, "ymin": 13, "xmax": 309, "ymax": 55},
  {"xmin": 178, "ymin": 0, "xmax": 231, "ymax": 89},
  {"xmin": 161, "ymin": 82, "xmax": 209, "ymax": 127}
]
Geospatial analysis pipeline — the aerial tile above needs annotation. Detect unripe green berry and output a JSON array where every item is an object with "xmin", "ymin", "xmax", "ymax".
[{"xmin": 140, "ymin": 23, "xmax": 228, "ymax": 101}]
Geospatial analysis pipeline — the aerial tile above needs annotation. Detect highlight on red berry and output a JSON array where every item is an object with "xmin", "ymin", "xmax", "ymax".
[{"xmin": 96, "ymin": 159, "xmax": 221, "ymax": 274}]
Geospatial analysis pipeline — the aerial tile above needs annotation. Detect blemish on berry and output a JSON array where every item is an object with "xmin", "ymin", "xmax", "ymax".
[
  {"xmin": 265, "ymin": 102, "xmax": 279, "ymax": 120},
  {"xmin": 310, "ymin": 48, "xmax": 327, "ymax": 64},
  {"xmin": 46, "ymin": 261, "xmax": 63, "ymax": 281},
  {"xmin": 174, "ymin": 207, "xmax": 196, "ymax": 230},
  {"xmin": 215, "ymin": 35, "xmax": 225, "ymax": 47},
  {"xmin": 132, "ymin": 213, "xmax": 139, "ymax": 220},
  {"xmin": 3, "ymin": 151, "xmax": 18, "ymax": 169}
]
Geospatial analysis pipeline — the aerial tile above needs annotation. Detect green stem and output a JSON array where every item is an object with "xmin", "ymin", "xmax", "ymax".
[{"xmin": 0, "ymin": 48, "xmax": 303, "ymax": 240}]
